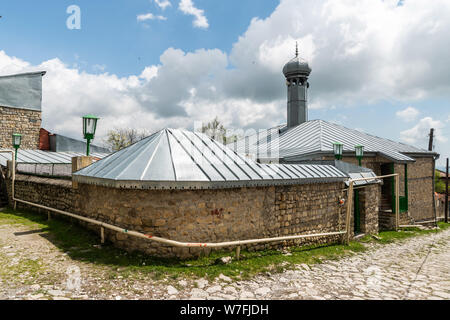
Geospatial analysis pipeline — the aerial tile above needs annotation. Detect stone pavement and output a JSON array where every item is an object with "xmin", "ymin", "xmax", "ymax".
[
  {"xmin": 172, "ymin": 228, "xmax": 450, "ymax": 300},
  {"xmin": 1, "ymin": 222, "xmax": 449, "ymax": 300}
]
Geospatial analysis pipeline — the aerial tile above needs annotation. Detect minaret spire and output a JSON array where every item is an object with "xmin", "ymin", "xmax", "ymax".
[{"xmin": 283, "ymin": 41, "xmax": 312, "ymax": 128}]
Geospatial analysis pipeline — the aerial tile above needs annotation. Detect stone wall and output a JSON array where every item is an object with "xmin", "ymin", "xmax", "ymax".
[
  {"xmin": 436, "ymin": 197, "xmax": 447, "ymax": 220},
  {"xmin": 0, "ymin": 105, "xmax": 41, "ymax": 149},
  {"xmin": 358, "ymin": 184, "xmax": 380, "ymax": 234},
  {"xmin": 6, "ymin": 174, "xmax": 357, "ymax": 259},
  {"xmin": 322, "ymin": 155, "xmax": 435, "ymax": 222},
  {"xmin": 6, "ymin": 174, "xmax": 75, "ymax": 212},
  {"xmin": 406, "ymin": 157, "xmax": 435, "ymax": 222},
  {"xmin": 320, "ymin": 155, "xmax": 391, "ymax": 176}
]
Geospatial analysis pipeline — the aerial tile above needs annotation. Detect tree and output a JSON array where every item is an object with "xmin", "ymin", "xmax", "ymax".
[
  {"xmin": 104, "ymin": 128, "xmax": 150, "ymax": 152},
  {"xmin": 435, "ymin": 170, "xmax": 446, "ymax": 194},
  {"xmin": 201, "ymin": 117, "xmax": 238, "ymax": 144}
]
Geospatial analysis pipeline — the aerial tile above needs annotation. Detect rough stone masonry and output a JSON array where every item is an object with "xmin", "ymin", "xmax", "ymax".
[
  {"xmin": 4, "ymin": 172, "xmax": 382, "ymax": 259},
  {"xmin": 0, "ymin": 105, "xmax": 41, "ymax": 149}
]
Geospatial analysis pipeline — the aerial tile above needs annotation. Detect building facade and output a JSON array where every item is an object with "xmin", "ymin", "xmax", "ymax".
[
  {"xmin": 230, "ymin": 49, "xmax": 439, "ymax": 225},
  {"xmin": 0, "ymin": 72, "xmax": 46, "ymax": 149}
]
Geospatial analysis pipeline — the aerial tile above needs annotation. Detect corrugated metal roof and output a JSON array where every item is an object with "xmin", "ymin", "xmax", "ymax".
[
  {"xmin": 0, "ymin": 149, "xmax": 108, "ymax": 167},
  {"xmin": 73, "ymin": 128, "xmax": 348, "ymax": 190},
  {"xmin": 230, "ymin": 120, "xmax": 434, "ymax": 163},
  {"xmin": 347, "ymin": 172, "xmax": 380, "ymax": 187}
]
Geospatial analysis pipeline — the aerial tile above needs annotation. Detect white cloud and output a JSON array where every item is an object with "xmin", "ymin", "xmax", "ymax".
[
  {"xmin": 396, "ymin": 106, "xmax": 419, "ymax": 122},
  {"xmin": 139, "ymin": 66, "xmax": 159, "ymax": 81},
  {"xmin": 224, "ymin": 0, "xmax": 450, "ymax": 108},
  {"xmin": 137, "ymin": 13, "xmax": 167, "ymax": 22},
  {"xmin": 2, "ymin": 0, "xmax": 450, "ymax": 156},
  {"xmin": 154, "ymin": 0, "xmax": 171, "ymax": 10},
  {"xmin": 179, "ymin": 0, "xmax": 209, "ymax": 29},
  {"xmin": 0, "ymin": 50, "xmax": 168, "ymax": 144},
  {"xmin": 400, "ymin": 117, "xmax": 447, "ymax": 147},
  {"xmin": 92, "ymin": 64, "xmax": 106, "ymax": 73}
]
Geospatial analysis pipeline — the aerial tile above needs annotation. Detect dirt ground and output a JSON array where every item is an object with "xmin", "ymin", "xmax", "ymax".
[{"xmin": 0, "ymin": 216, "xmax": 449, "ymax": 300}]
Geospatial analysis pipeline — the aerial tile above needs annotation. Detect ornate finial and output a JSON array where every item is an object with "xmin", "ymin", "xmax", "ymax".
[{"xmin": 295, "ymin": 42, "xmax": 298, "ymax": 57}]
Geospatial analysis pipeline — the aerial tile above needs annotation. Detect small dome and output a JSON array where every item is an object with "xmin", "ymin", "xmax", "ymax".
[{"xmin": 283, "ymin": 56, "xmax": 311, "ymax": 78}]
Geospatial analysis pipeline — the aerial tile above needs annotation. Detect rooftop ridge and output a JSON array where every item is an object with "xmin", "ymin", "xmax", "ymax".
[
  {"xmin": 321, "ymin": 119, "xmax": 428, "ymax": 153},
  {"xmin": 0, "ymin": 71, "xmax": 46, "ymax": 78}
]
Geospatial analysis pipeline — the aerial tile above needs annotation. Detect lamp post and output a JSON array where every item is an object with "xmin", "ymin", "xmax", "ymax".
[
  {"xmin": 333, "ymin": 142, "xmax": 343, "ymax": 160},
  {"xmin": 12, "ymin": 133, "xmax": 22, "ymax": 161},
  {"xmin": 82, "ymin": 115, "xmax": 99, "ymax": 156},
  {"xmin": 355, "ymin": 145, "xmax": 364, "ymax": 166}
]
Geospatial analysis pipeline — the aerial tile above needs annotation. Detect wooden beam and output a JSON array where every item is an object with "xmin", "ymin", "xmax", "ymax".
[
  {"xmin": 395, "ymin": 174, "xmax": 400, "ymax": 231},
  {"xmin": 346, "ymin": 181, "xmax": 354, "ymax": 245}
]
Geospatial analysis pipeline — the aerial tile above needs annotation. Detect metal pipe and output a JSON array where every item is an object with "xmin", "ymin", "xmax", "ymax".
[
  {"xmin": 349, "ymin": 173, "xmax": 398, "ymax": 182},
  {"xmin": 415, "ymin": 219, "xmax": 439, "ymax": 225},
  {"xmin": 445, "ymin": 158, "xmax": 448, "ymax": 223},
  {"xmin": 6, "ymin": 171, "xmax": 397, "ymax": 251},
  {"xmin": 12, "ymin": 197, "xmax": 345, "ymax": 249},
  {"xmin": 399, "ymin": 225, "xmax": 423, "ymax": 228},
  {"xmin": 433, "ymin": 157, "xmax": 438, "ymax": 228}
]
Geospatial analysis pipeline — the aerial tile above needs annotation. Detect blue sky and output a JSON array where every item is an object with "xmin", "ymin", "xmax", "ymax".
[
  {"xmin": 0, "ymin": 0, "xmax": 449, "ymax": 168},
  {"xmin": 0, "ymin": 0, "xmax": 278, "ymax": 76}
]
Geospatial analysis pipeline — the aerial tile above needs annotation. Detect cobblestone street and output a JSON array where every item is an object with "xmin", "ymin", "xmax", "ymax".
[
  {"xmin": 1, "ymin": 221, "xmax": 449, "ymax": 300},
  {"xmin": 220, "ymin": 228, "xmax": 450, "ymax": 300}
]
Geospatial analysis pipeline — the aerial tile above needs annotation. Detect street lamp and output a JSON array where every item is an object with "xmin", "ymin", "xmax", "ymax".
[
  {"xmin": 82, "ymin": 115, "xmax": 99, "ymax": 156},
  {"xmin": 333, "ymin": 142, "xmax": 343, "ymax": 160},
  {"xmin": 355, "ymin": 145, "xmax": 364, "ymax": 166},
  {"xmin": 12, "ymin": 133, "xmax": 22, "ymax": 161}
]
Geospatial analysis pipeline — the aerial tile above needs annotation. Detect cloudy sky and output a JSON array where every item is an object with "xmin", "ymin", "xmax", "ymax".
[{"xmin": 0, "ymin": 0, "xmax": 449, "ymax": 167}]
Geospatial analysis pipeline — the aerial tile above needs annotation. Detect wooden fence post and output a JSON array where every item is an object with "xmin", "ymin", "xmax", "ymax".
[
  {"xmin": 346, "ymin": 181, "xmax": 354, "ymax": 245},
  {"xmin": 395, "ymin": 174, "xmax": 400, "ymax": 231},
  {"xmin": 101, "ymin": 226, "xmax": 105, "ymax": 244}
]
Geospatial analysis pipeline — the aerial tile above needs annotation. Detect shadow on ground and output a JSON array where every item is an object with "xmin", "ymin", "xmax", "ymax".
[{"xmin": 2, "ymin": 207, "xmax": 336, "ymax": 280}]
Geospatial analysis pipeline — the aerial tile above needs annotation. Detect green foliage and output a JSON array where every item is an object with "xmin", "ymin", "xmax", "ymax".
[
  {"xmin": 201, "ymin": 117, "xmax": 238, "ymax": 144},
  {"xmin": 435, "ymin": 170, "xmax": 446, "ymax": 194},
  {"xmin": 104, "ymin": 128, "xmax": 151, "ymax": 152},
  {"xmin": 371, "ymin": 222, "xmax": 448, "ymax": 244}
]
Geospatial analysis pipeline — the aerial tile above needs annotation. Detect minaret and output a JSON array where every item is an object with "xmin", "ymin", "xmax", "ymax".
[{"xmin": 282, "ymin": 43, "xmax": 312, "ymax": 128}]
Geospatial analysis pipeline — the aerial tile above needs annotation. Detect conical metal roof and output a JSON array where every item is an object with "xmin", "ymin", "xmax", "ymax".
[
  {"xmin": 73, "ymin": 128, "xmax": 347, "ymax": 189},
  {"xmin": 230, "ymin": 120, "xmax": 435, "ymax": 163}
]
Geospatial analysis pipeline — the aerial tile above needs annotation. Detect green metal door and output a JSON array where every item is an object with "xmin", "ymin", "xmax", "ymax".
[{"xmin": 354, "ymin": 190, "xmax": 361, "ymax": 234}]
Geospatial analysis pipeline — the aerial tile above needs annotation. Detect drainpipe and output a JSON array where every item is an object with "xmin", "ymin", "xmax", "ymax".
[
  {"xmin": 429, "ymin": 129, "xmax": 439, "ymax": 228},
  {"xmin": 432, "ymin": 155, "xmax": 438, "ymax": 228}
]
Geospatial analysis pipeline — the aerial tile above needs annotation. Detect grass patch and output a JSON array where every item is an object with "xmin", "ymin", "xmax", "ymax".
[
  {"xmin": 1, "ymin": 207, "xmax": 448, "ymax": 281},
  {"xmin": 0, "ymin": 256, "xmax": 43, "ymax": 283},
  {"xmin": 372, "ymin": 222, "xmax": 449, "ymax": 244}
]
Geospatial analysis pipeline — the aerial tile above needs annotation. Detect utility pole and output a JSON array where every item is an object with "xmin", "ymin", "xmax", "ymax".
[
  {"xmin": 446, "ymin": 158, "xmax": 449, "ymax": 223},
  {"xmin": 428, "ymin": 128, "xmax": 435, "ymax": 151}
]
